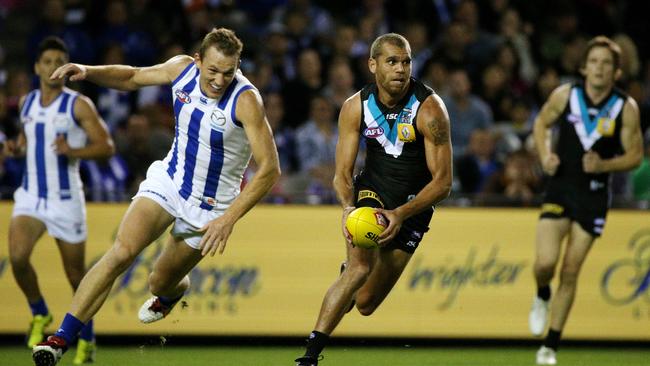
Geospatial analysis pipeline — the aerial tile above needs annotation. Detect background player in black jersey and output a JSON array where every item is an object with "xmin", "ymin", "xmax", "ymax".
[
  {"xmin": 295, "ymin": 33, "xmax": 452, "ymax": 366},
  {"xmin": 529, "ymin": 36, "xmax": 643, "ymax": 365}
]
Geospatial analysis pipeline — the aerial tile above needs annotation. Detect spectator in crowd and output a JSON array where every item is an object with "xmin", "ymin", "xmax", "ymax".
[
  {"xmin": 433, "ymin": 21, "xmax": 470, "ymax": 71},
  {"xmin": 497, "ymin": 7, "xmax": 537, "ymax": 86},
  {"xmin": 282, "ymin": 48, "xmax": 324, "ymax": 129},
  {"xmin": 0, "ymin": 89, "xmax": 19, "ymax": 139},
  {"xmin": 322, "ymin": 60, "xmax": 356, "ymax": 113},
  {"xmin": 443, "ymin": 68, "xmax": 493, "ymax": 157},
  {"xmin": 480, "ymin": 63, "xmax": 513, "ymax": 122},
  {"xmin": 456, "ymin": 129, "xmax": 500, "ymax": 194},
  {"xmin": 27, "ymin": 0, "xmax": 95, "ymax": 64},
  {"xmin": 115, "ymin": 113, "xmax": 161, "ymax": 195},
  {"xmin": 533, "ymin": 66, "xmax": 561, "ymax": 110},
  {"xmin": 420, "ymin": 59, "xmax": 450, "ymax": 96},
  {"xmin": 97, "ymin": 0, "xmax": 156, "ymax": 66},
  {"xmin": 480, "ymin": 149, "xmax": 541, "ymax": 206},
  {"xmin": 295, "ymin": 95, "xmax": 338, "ymax": 204},
  {"xmin": 454, "ymin": 0, "xmax": 500, "ymax": 79},
  {"xmin": 0, "ymin": 130, "xmax": 23, "ymax": 198},
  {"xmin": 95, "ymin": 43, "xmax": 133, "ymax": 133},
  {"xmin": 263, "ymin": 24, "xmax": 296, "ymax": 83},
  {"xmin": 403, "ymin": 22, "xmax": 433, "ymax": 78}
]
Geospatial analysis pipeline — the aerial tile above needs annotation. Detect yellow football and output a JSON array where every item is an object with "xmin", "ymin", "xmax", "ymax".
[{"xmin": 345, "ymin": 207, "xmax": 388, "ymax": 249}]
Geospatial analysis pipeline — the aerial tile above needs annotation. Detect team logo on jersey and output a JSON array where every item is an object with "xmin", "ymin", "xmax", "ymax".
[
  {"xmin": 175, "ymin": 89, "xmax": 191, "ymax": 104},
  {"xmin": 210, "ymin": 109, "xmax": 227, "ymax": 129},
  {"xmin": 53, "ymin": 115, "xmax": 70, "ymax": 134},
  {"xmin": 363, "ymin": 127, "xmax": 384, "ymax": 138},
  {"xmin": 398, "ymin": 123, "xmax": 416, "ymax": 142},
  {"xmin": 596, "ymin": 117, "xmax": 616, "ymax": 136}
]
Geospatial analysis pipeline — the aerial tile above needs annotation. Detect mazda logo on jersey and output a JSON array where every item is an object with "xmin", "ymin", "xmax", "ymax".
[
  {"xmin": 175, "ymin": 89, "xmax": 191, "ymax": 104},
  {"xmin": 211, "ymin": 109, "xmax": 227, "ymax": 128},
  {"xmin": 363, "ymin": 127, "xmax": 384, "ymax": 138}
]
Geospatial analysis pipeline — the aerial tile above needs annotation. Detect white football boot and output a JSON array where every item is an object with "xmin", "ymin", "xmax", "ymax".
[
  {"xmin": 536, "ymin": 346, "xmax": 557, "ymax": 365},
  {"xmin": 138, "ymin": 297, "xmax": 175, "ymax": 324}
]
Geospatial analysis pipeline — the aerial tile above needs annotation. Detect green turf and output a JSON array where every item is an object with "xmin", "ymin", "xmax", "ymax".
[{"xmin": 4, "ymin": 345, "xmax": 649, "ymax": 366}]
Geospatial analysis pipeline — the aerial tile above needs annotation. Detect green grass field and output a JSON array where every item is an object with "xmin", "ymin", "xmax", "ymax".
[{"xmin": 3, "ymin": 345, "xmax": 649, "ymax": 366}]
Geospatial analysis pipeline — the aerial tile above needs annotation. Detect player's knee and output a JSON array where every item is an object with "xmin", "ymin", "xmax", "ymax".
[
  {"xmin": 66, "ymin": 269, "xmax": 85, "ymax": 289},
  {"xmin": 9, "ymin": 251, "xmax": 30, "ymax": 272},
  {"xmin": 345, "ymin": 264, "xmax": 372, "ymax": 284},
  {"xmin": 534, "ymin": 259, "xmax": 555, "ymax": 277},
  {"xmin": 356, "ymin": 301, "xmax": 378, "ymax": 316}
]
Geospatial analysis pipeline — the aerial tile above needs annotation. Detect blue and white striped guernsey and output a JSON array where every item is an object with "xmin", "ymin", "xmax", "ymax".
[
  {"xmin": 163, "ymin": 62, "xmax": 255, "ymax": 211},
  {"xmin": 20, "ymin": 87, "xmax": 86, "ymax": 201}
]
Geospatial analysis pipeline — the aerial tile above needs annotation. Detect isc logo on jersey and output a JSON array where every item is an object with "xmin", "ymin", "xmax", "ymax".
[
  {"xmin": 363, "ymin": 127, "xmax": 384, "ymax": 138},
  {"xmin": 175, "ymin": 89, "xmax": 191, "ymax": 104}
]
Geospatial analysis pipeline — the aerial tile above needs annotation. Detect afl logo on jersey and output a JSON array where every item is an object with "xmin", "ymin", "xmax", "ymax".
[
  {"xmin": 363, "ymin": 127, "xmax": 384, "ymax": 138},
  {"xmin": 175, "ymin": 89, "xmax": 191, "ymax": 104},
  {"xmin": 210, "ymin": 109, "xmax": 227, "ymax": 129}
]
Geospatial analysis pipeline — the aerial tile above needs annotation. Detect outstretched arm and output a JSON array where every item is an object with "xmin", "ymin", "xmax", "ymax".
[
  {"xmin": 50, "ymin": 55, "xmax": 194, "ymax": 91},
  {"xmin": 198, "ymin": 89, "xmax": 281, "ymax": 256},
  {"xmin": 378, "ymin": 94, "xmax": 453, "ymax": 245}
]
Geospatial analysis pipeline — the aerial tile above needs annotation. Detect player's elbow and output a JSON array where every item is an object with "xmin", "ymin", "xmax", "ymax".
[
  {"xmin": 104, "ymin": 140, "xmax": 116, "ymax": 157},
  {"xmin": 261, "ymin": 161, "xmax": 281, "ymax": 185},
  {"xmin": 631, "ymin": 151, "xmax": 643, "ymax": 169},
  {"xmin": 434, "ymin": 171, "xmax": 453, "ymax": 199}
]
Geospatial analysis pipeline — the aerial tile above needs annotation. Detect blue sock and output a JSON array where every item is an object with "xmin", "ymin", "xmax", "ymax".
[
  {"xmin": 79, "ymin": 319, "xmax": 94, "ymax": 342},
  {"xmin": 54, "ymin": 313, "xmax": 85, "ymax": 344},
  {"xmin": 159, "ymin": 294, "xmax": 183, "ymax": 307},
  {"xmin": 29, "ymin": 298, "xmax": 49, "ymax": 316}
]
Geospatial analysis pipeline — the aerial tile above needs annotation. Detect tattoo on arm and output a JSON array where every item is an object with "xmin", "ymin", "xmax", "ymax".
[{"xmin": 428, "ymin": 117, "xmax": 449, "ymax": 146}]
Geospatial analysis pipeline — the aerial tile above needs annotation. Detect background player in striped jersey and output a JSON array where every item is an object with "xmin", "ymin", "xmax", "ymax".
[
  {"xmin": 32, "ymin": 28, "xmax": 280, "ymax": 366},
  {"xmin": 6, "ymin": 36, "xmax": 114, "ymax": 364},
  {"xmin": 529, "ymin": 36, "xmax": 643, "ymax": 365}
]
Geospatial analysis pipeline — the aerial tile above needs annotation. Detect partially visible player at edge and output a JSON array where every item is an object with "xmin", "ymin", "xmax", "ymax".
[
  {"xmin": 295, "ymin": 33, "xmax": 452, "ymax": 366},
  {"xmin": 31, "ymin": 28, "xmax": 280, "ymax": 366},
  {"xmin": 6, "ymin": 36, "xmax": 114, "ymax": 365},
  {"xmin": 529, "ymin": 35, "xmax": 643, "ymax": 365}
]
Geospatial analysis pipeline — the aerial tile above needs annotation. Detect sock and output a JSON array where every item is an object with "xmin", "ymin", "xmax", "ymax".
[
  {"xmin": 304, "ymin": 330, "xmax": 329, "ymax": 359},
  {"xmin": 159, "ymin": 294, "xmax": 183, "ymax": 308},
  {"xmin": 79, "ymin": 319, "xmax": 94, "ymax": 341},
  {"xmin": 54, "ymin": 313, "xmax": 85, "ymax": 345},
  {"xmin": 29, "ymin": 298, "xmax": 49, "ymax": 316},
  {"xmin": 543, "ymin": 328, "xmax": 562, "ymax": 351},
  {"xmin": 537, "ymin": 285, "xmax": 551, "ymax": 301}
]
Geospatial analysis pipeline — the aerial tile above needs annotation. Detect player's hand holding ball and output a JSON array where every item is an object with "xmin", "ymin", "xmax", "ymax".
[{"xmin": 345, "ymin": 207, "xmax": 388, "ymax": 249}]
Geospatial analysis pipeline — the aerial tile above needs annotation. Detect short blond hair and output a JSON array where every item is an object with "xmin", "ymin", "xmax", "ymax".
[{"xmin": 199, "ymin": 28, "xmax": 243, "ymax": 60}]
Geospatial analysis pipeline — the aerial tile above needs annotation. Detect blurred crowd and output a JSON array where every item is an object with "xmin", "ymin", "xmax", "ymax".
[{"xmin": 0, "ymin": 0, "xmax": 649, "ymax": 206}]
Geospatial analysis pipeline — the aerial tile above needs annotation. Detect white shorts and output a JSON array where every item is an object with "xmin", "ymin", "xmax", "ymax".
[
  {"xmin": 134, "ymin": 161, "xmax": 228, "ymax": 249},
  {"xmin": 12, "ymin": 187, "xmax": 87, "ymax": 243}
]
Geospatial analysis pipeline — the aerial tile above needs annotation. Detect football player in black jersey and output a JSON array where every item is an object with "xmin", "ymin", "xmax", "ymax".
[
  {"xmin": 529, "ymin": 36, "xmax": 643, "ymax": 365},
  {"xmin": 295, "ymin": 33, "xmax": 452, "ymax": 366}
]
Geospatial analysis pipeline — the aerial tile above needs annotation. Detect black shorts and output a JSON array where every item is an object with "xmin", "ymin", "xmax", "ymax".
[
  {"xmin": 540, "ymin": 187, "xmax": 608, "ymax": 237},
  {"xmin": 353, "ymin": 182, "xmax": 431, "ymax": 254}
]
